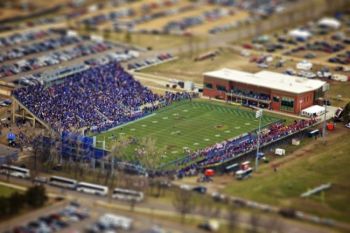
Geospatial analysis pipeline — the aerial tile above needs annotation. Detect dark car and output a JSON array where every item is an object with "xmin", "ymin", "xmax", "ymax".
[{"xmin": 192, "ymin": 186, "xmax": 207, "ymax": 194}]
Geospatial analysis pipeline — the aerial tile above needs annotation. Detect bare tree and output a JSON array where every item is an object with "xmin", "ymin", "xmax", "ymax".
[
  {"xmin": 151, "ymin": 177, "xmax": 169, "ymax": 198},
  {"xmin": 47, "ymin": 130, "xmax": 60, "ymax": 169},
  {"xmin": 136, "ymin": 137, "xmax": 164, "ymax": 172},
  {"xmin": 247, "ymin": 214, "xmax": 260, "ymax": 233},
  {"xmin": 110, "ymin": 134, "xmax": 133, "ymax": 161},
  {"xmin": 266, "ymin": 217, "xmax": 284, "ymax": 233},
  {"xmin": 6, "ymin": 158, "xmax": 14, "ymax": 182},
  {"xmin": 172, "ymin": 188, "xmax": 196, "ymax": 224},
  {"xmin": 129, "ymin": 197, "xmax": 137, "ymax": 211},
  {"xmin": 108, "ymin": 171, "xmax": 117, "ymax": 190},
  {"xmin": 125, "ymin": 31, "xmax": 132, "ymax": 43},
  {"xmin": 227, "ymin": 204, "xmax": 239, "ymax": 233},
  {"xmin": 110, "ymin": 135, "xmax": 130, "ymax": 177},
  {"xmin": 199, "ymin": 198, "xmax": 216, "ymax": 219},
  {"xmin": 26, "ymin": 130, "xmax": 44, "ymax": 179},
  {"xmin": 39, "ymin": 129, "xmax": 61, "ymax": 172},
  {"xmin": 103, "ymin": 29, "xmax": 111, "ymax": 40},
  {"xmin": 95, "ymin": 160, "xmax": 103, "ymax": 183}
]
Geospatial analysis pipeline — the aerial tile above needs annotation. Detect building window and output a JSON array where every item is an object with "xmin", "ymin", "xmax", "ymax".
[
  {"xmin": 280, "ymin": 97, "xmax": 294, "ymax": 112},
  {"xmin": 204, "ymin": 83, "xmax": 213, "ymax": 89},
  {"xmin": 216, "ymin": 85, "xmax": 226, "ymax": 92},
  {"xmin": 273, "ymin": 96, "xmax": 280, "ymax": 102}
]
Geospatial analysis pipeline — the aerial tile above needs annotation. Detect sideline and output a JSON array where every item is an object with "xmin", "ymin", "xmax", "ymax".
[{"xmin": 106, "ymin": 113, "xmax": 156, "ymax": 132}]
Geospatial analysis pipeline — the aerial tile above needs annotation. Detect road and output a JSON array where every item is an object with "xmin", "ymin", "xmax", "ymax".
[
  {"xmin": 0, "ymin": 1, "xmax": 348, "ymax": 232},
  {"xmin": 0, "ymin": 177, "xmax": 341, "ymax": 233}
]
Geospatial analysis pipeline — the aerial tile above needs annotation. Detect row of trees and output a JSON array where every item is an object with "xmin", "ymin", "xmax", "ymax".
[
  {"xmin": 172, "ymin": 188, "xmax": 284, "ymax": 233},
  {"xmin": 19, "ymin": 126, "xmax": 169, "ymax": 199},
  {"xmin": 0, "ymin": 185, "xmax": 48, "ymax": 218}
]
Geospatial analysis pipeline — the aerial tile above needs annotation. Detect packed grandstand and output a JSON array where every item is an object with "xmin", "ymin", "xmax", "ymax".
[
  {"xmin": 13, "ymin": 62, "xmax": 318, "ymax": 174},
  {"xmin": 175, "ymin": 118, "xmax": 317, "ymax": 176},
  {"xmin": 13, "ymin": 62, "xmax": 192, "ymax": 132}
]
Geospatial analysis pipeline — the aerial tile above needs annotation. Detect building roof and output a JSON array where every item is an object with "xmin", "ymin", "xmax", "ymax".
[{"xmin": 203, "ymin": 69, "xmax": 326, "ymax": 94}]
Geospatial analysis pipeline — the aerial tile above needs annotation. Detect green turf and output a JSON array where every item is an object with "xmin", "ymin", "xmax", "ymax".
[
  {"xmin": 94, "ymin": 99, "xmax": 283, "ymax": 166},
  {"xmin": 223, "ymin": 130, "xmax": 350, "ymax": 223}
]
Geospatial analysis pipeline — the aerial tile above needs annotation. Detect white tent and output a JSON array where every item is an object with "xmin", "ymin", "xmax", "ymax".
[
  {"xmin": 318, "ymin": 17, "xmax": 341, "ymax": 29},
  {"xmin": 301, "ymin": 105, "xmax": 325, "ymax": 117},
  {"xmin": 288, "ymin": 29, "xmax": 312, "ymax": 40}
]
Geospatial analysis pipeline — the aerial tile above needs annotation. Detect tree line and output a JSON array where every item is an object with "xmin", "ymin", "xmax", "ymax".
[{"xmin": 0, "ymin": 185, "xmax": 48, "ymax": 218}]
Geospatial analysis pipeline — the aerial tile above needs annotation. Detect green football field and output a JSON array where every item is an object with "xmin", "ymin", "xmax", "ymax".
[{"xmin": 94, "ymin": 99, "xmax": 283, "ymax": 166}]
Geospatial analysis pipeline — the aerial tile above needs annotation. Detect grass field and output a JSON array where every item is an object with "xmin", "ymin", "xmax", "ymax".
[
  {"xmin": 94, "ymin": 99, "xmax": 283, "ymax": 166},
  {"xmin": 327, "ymin": 81, "xmax": 350, "ymax": 108},
  {"xmin": 223, "ymin": 127, "xmax": 350, "ymax": 223},
  {"xmin": 0, "ymin": 185, "xmax": 17, "ymax": 197}
]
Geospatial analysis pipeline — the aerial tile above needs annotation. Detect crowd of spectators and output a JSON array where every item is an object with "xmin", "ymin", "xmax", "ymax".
[
  {"xmin": 13, "ymin": 62, "xmax": 193, "ymax": 132},
  {"xmin": 230, "ymin": 88, "xmax": 271, "ymax": 101},
  {"xmin": 176, "ymin": 118, "xmax": 317, "ymax": 176}
]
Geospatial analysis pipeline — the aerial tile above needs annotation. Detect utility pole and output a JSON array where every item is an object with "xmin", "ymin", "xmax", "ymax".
[
  {"xmin": 255, "ymin": 109, "xmax": 263, "ymax": 171},
  {"xmin": 322, "ymin": 99, "xmax": 328, "ymax": 139}
]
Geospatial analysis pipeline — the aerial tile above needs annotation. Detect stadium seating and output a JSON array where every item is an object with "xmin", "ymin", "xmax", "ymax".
[
  {"xmin": 176, "ymin": 118, "xmax": 317, "ymax": 176},
  {"xmin": 13, "ymin": 62, "xmax": 192, "ymax": 132}
]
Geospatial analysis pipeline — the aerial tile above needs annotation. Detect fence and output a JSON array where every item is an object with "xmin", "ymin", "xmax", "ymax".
[
  {"xmin": 202, "ymin": 124, "xmax": 314, "ymax": 173},
  {"xmin": 61, "ymin": 131, "xmax": 105, "ymax": 160}
]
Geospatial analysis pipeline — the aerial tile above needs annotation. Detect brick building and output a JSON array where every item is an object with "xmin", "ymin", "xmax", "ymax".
[{"xmin": 203, "ymin": 69, "xmax": 328, "ymax": 114}]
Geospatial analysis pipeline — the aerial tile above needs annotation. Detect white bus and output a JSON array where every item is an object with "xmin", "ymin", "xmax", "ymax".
[
  {"xmin": 76, "ymin": 182, "xmax": 108, "ymax": 196},
  {"xmin": 112, "ymin": 188, "xmax": 144, "ymax": 202},
  {"xmin": 0, "ymin": 164, "xmax": 30, "ymax": 179},
  {"xmin": 49, "ymin": 176, "xmax": 77, "ymax": 189},
  {"xmin": 235, "ymin": 168, "xmax": 253, "ymax": 180}
]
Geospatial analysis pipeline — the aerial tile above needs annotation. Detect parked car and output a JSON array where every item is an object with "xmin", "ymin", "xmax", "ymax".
[{"xmin": 192, "ymin": 186, "xmax": 207, "ymax": 194}]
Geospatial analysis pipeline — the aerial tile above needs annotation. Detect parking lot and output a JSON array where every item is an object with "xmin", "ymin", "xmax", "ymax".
[
  {"xmin": 0, "ymin": 28, "xmax": 151, "ymax": 89},
  {"xmin": 237, "ymin": 13, "xmax": 350, "ymax": 78},
  {"xmin": 0, "ymin": 197, "xmax": 191, "ymax": 233},
  {"xmin": 72, "ymin": 0, "xmax": 254, "ymax": 37}
]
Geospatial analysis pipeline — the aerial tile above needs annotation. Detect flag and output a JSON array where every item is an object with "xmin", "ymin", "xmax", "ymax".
[{"xmin": 256, "ymin": 109, "xmax": 263, "ymax": 118}]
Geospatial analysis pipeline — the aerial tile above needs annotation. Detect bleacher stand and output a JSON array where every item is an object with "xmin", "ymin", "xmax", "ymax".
[{"xmin": 13, "ymin": 62, "xmax": 192, "ymax": 132}]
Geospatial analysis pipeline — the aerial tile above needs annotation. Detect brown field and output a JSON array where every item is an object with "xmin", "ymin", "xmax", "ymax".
[
  {"xmin": 98, "ymin": 1, "xmax": 192, "ymax": 31},
  {"xmin": 142, "ymin": 48, "xmax": 296, "ymax": 84},
  {"xmin": 189, "ymin": 11, "xmax": 249, "ymax": 35},
  {"xmin": 135, "ymin": 5, "xmax": 214, "ymax": 31}
]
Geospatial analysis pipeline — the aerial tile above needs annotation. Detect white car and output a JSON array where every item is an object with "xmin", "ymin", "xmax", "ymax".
[
  {"xmin": 345, "ymin": 123, "xmax": 350, "ymax": 129},
  {"xmin": 179, "ymin": 184, "xmax": 192, "ymax": 190}
]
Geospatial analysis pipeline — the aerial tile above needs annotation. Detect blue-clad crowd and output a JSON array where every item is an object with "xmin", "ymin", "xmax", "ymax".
[
  {"xmin": 13, "ymin": 62, "xmax": 193, "ymax": 132},
  {"xmin": 176, "ymin": 118, "xmax": 317, "ymax": 177}
]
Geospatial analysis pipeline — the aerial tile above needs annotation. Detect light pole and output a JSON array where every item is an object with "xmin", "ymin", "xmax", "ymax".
[
  {"xmin": 322, "ymin": 99, "xmax": 328, "ymax": 139},
  {"xmin": 255, "ymin": 109, "xmax": 263, "ymax": 171}
]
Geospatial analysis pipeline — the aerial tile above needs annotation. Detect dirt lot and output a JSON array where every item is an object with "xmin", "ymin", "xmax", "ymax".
[
  {"xmin": 142, "ymin": 47, "xmax": 296, "ymax": 84},
  {"xmin": 135, "ymin": 5, "xmax": 212, "ymax": 31},
  {"xmin": 189, "ymin": 10, "xmax": 248, "ymax": 35}
]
